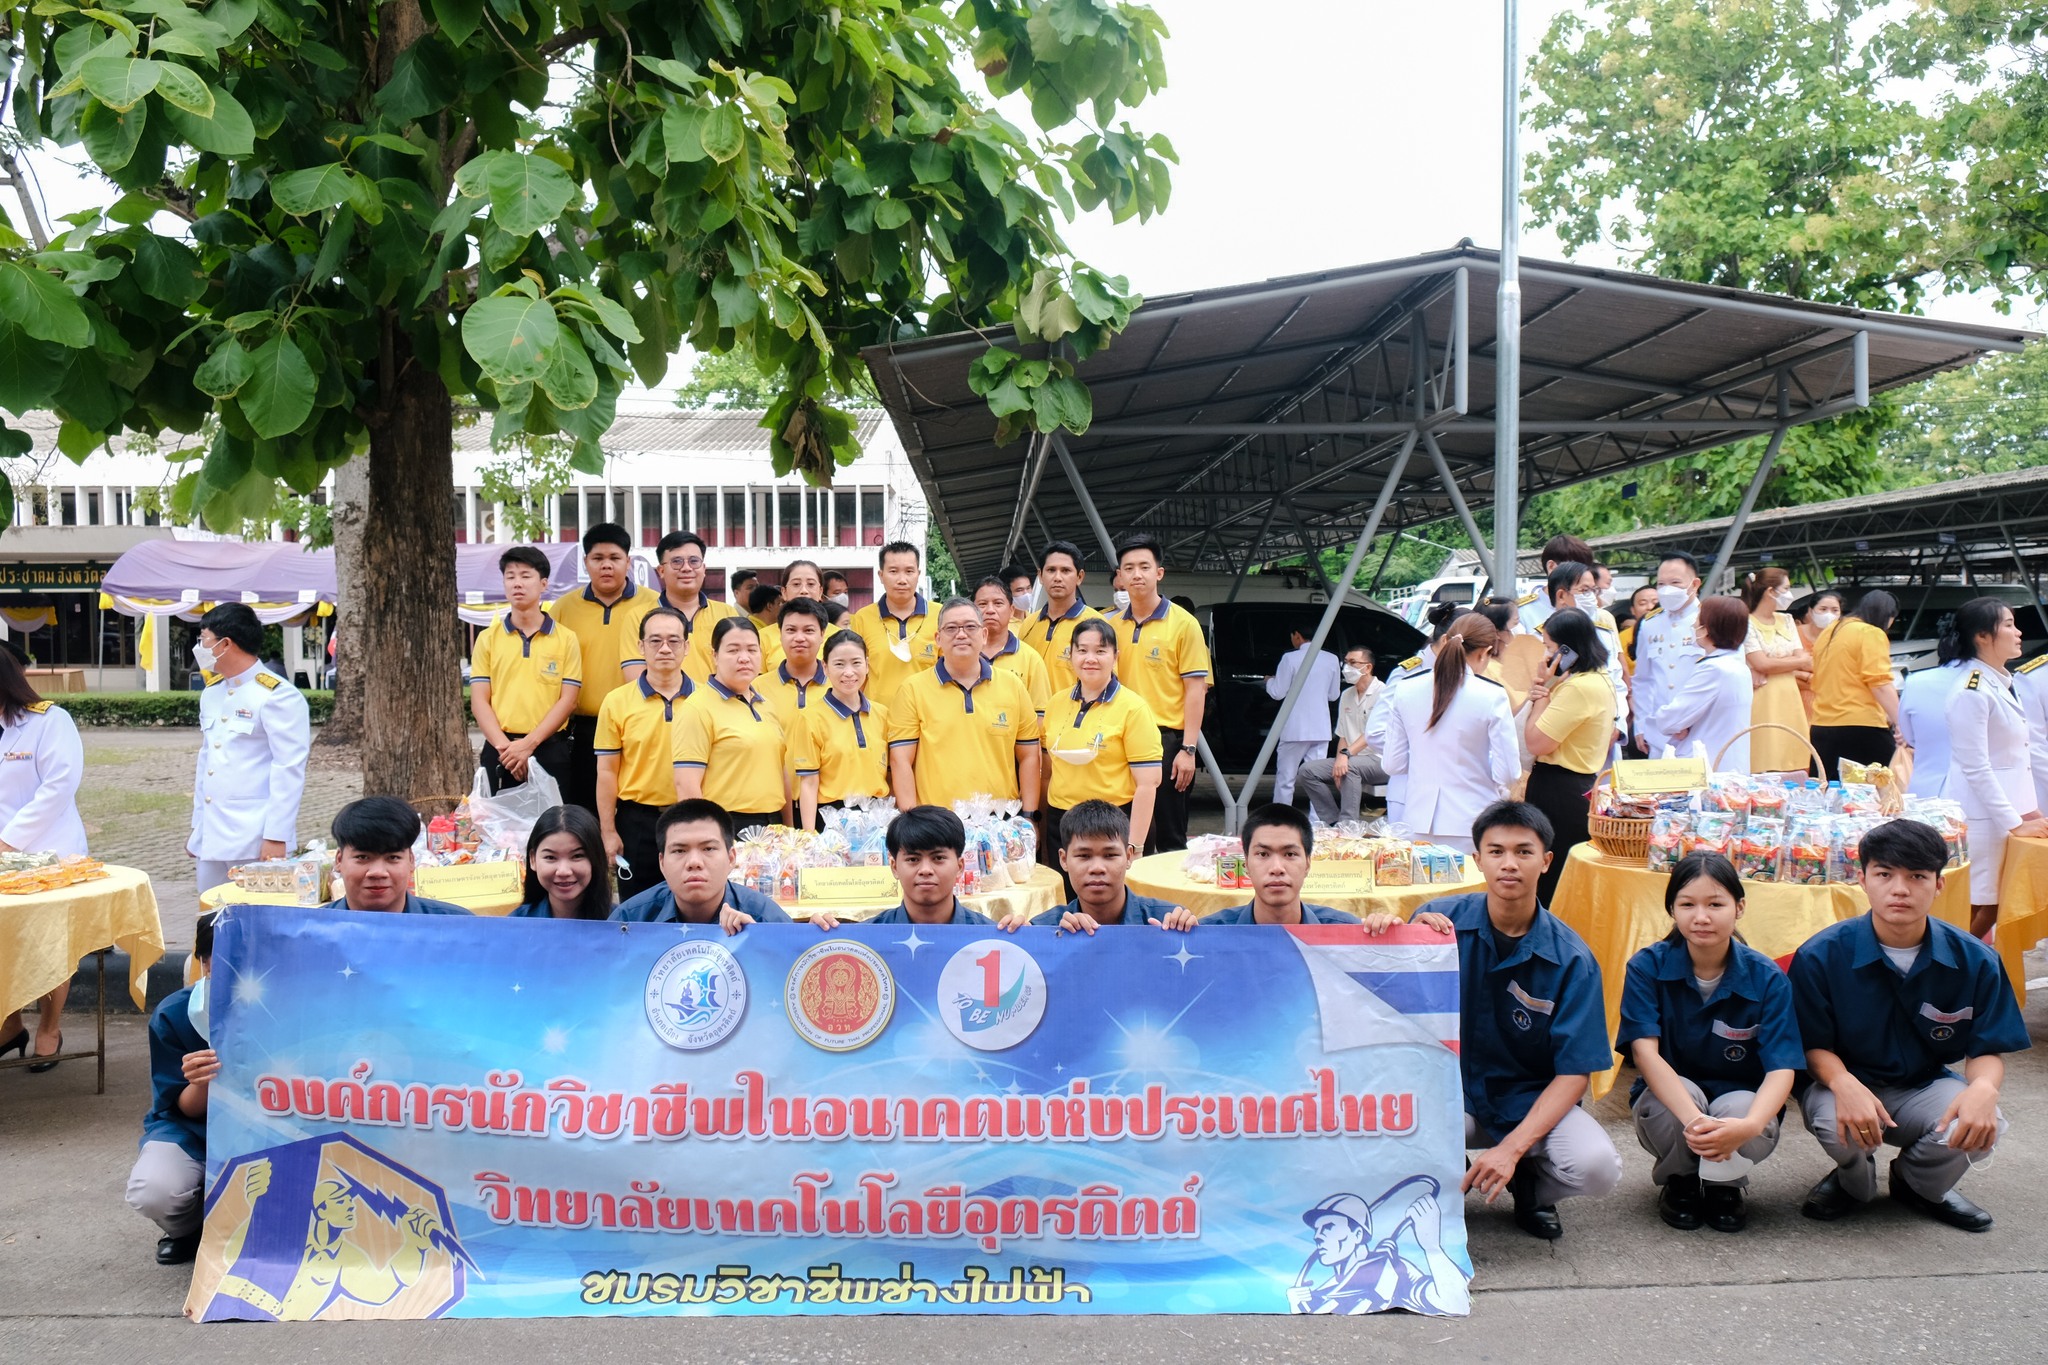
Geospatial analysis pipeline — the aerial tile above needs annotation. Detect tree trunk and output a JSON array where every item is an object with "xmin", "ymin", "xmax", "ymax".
[
  {"xmin": 318, "ymin": 455, "xmax": 369, "ymax": 746},
  {"xmin": 353, "ymin": 330, "xmax": 473, "ymax": 800}
]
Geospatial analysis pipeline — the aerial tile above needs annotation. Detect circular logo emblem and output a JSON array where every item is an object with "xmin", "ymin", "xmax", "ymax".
[
  {"xmin": 644, "ymin": 941, "xmax": 747, "ymax": 1051},
  {"xmin": 785, "ymin": 941, "xmax": 895, "ymax": 1052},
  {"xmin": 1723, "ymin": 1044, "xmax": 1747, "ymax": 1062},
  {"xmin": 1511, "ymin": 1008, "xmax": 1533, "ymax": 1032},
  {"xmin": 937, "ymin": 939, "xmax": 1047, "ymax": 1051},
  {"xmin": 1931, "ymin": 1025, "xmax": 1955, "ymax": 1042}
]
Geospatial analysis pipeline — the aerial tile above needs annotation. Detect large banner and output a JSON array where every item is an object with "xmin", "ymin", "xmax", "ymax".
[{"xmin": 187, "ymin": 908, "xmax": 1471, "ymax": 1320}]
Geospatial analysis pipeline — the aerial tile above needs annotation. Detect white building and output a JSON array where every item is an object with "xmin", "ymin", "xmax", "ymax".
[{"xmin": 0, "ymin": 404, "xmax": 929, "ymax": 690}]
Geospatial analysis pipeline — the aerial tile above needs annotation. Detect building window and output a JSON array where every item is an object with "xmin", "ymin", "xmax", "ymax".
[
  {"xmin": 723, "ymin": 490, "xmax": 746, "ymax": 547},
  {"xmin": 695, "ymin": 491, "xmax": 718, "ymax": 542},
  {"xmin": 752, "ymin": 489, "xmax": 773, "ymax": 548},
  {"xmin": 778, "ymin": 490, "xmax": 801, "ymax": 547},
  {"xmin": 452, "ymin": 492, "xmax": 468, "ymax": 543},
  {"xmin": 86, "ymin": 490, "xmax": 102, "ymax": 526},
  {"xmin": 834, "ymin": 490, "xmax": 857, "ymax": 546},
  {"xmin": 861, "ymin": 491, "xmax": 885, "ymax": 546},
  {"xmin": 59, "ymin": 490, "xmax": 77, "ymax": 526},
  {"xmin": 559, "ymin": 491, "xmax": 581, "ymax": 543},
  {"xmin": 640, "ymin": 491, "xmax": 662, "ymax": 546}
]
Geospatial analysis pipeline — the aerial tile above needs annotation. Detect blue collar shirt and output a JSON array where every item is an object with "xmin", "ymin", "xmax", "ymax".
[
  {"xmin": 609, "ymin": 880, "xmax": 791, "ymax": 924},
  {"xmin": 1198, "ymin": 900, "xmax": 1360, "ymax": 925},
  {"xmin": 869, "ymin": 899, "xmax": 994, "ymax": 926},
  {"xmin": 321, "ymin": 893, "xmax": 472, "ymax": 916},
  {"xmin": 1617, "ymin": 938, "xmax": 1803, "ymax": 1103},
  {"xmin": 1032, "ymin": 888, "xmax": 1181, "ymax": 927},
  {"xmin": 143, "ymin": 985, "xmax": 208, "ymax": 1161}
]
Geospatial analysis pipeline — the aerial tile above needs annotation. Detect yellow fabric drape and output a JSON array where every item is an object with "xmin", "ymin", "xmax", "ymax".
[
  {"xmin": 0, "ymin": 866, "xmax": 164, "ymax": 1015},
  {"xmin": 1126, "ymin": 852, "xmax": 1486, "ymax": 919}
]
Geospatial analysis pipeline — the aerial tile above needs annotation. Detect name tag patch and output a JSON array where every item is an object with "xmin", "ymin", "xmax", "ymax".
[
  {"xmin": 1710, "ymin": 1019, "xmax": 1758, "ymax": 1041},
  {"xmin": 1919, "ymin": 1003, "xmax": 1974, "ymax": 1024},
  {"xmin": 1505, "ymin": 980, "xmax": 1554, "ymax": 1016}
]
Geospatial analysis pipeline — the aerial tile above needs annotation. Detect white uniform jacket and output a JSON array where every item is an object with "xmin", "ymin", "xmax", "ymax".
[
  {"xmin": 1382, "ymin": 670, "xmax": 1519, "ymax": 838},
  {"xmin": 1265, "ymin": 643, "xmax": 1341, "ymax": 743},
  {"xmin": 1946, "ymin": 665, "xmax": 2035, "ymax": 833},
  {"xmin": 189, "ymin": 663, "xmax": 311, "ymax": 859},
  {"xmin": 1366, "ymin": 648, "xmax": 1433, "ymax": 825},
  {"xmin": 1898, "ymin": 661, "xmax": 1967, "ymax": 799},
  {"xmin": 2011, "ymin": 655, "xmax": 2048, "ymax": 814},
  {"xmin": 0, "ymin": 701, "xmax": 87, "ymax": 855},
  {"xmin": 1631, "ymin": 601, "xmax": 1703, "ymax": 754},
  {"xmin": 1656, "ymin": 648, "xmax": 1753, "ymax": 769}
]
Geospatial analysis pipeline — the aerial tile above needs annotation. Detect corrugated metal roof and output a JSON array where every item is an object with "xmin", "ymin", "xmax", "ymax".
[{"xmin": 452, "ymin": 407, "xmax": 886, "ymax": 455}]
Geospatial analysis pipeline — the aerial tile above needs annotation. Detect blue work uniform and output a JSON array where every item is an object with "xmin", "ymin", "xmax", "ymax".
[
  {"xmin": 321, "ymin": 894, "xmax": 472, "ymax": 915},
  {"xmin": 142, "ymin": 985, "xmax": 207, "ymax": 1162},
  {"xmin": 1032, "ymin": 889, "xmax": 1181, "ymax": 926},
  {"xmin": 609, "ymin": 880, "xmax": 792, "ymax": 924},
  {"xmin": 1617, "ymin": 938, "xmax": 1804, "ymax": 1104},
  {"xmin": 869, "ymin": 900, "xmax": 994, "ymax": 926},
  {"xmin": 508, "ymin": 899, "xmax": 610, "ymax": 919},
  {"xmin": 1198, "ymin": 901, "xmax": 1360, "ymax": 925}
]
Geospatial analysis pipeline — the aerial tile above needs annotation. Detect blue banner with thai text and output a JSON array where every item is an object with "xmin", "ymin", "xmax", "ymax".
[{"xmin": 185, "ymin": 908, "xmax": 1471, "ymax": 1319}]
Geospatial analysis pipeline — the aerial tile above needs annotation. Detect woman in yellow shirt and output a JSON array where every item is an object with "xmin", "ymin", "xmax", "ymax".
[
  {"xmin": 673, "ymin": 618, "xmax": 788, "ymax": 830},
  {"xmin": 1740, "ymin": 568, "xmax": 1812, "ymax": 774},
  {"xmin": 1041, "ymin": 618, "xmax": 1163, "ymax": 852},
  {"xmin": 1523, "ymin": 608, "xmax": 1617, "ymax": 906},
  {"xmin": 794, "ymin": 630, "xmax": 891, "ymax": 831},
  {"xmin": 1808, "ymin": 590, "xmax": 1901, "ymax": 782}
]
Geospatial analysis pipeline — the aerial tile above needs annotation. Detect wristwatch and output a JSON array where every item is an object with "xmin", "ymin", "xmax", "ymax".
[{"xmin": 1178, "ymin": 744, "xmax": 1197, "ymax": 755}]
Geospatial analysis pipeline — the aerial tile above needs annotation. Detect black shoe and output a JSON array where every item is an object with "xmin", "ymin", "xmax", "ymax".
[
  {"xmin": 0, "ymin": 1027, "xmax": 24, "ymax": 1059},
  {"xmin": 1509, "ymin": 1158, "xmax": 1563, "ymax": 1240},
  {"xmin": 1889, "ymin": 1166, "xmax": 1993, "ymax": 1232},
  {"xmin": 1801, "ymin": 1170, "xmax": 1863, "ymax": 1222},
  {"xmin": 1659, "ymin": 1174, "xmax": 1704, "ymax": 1230},
  {"xmin": 1703, "ymin": 1182, "xmax": 1746, "ymax": 1233},
  {"xmin": 25, "ymin": 1031, "xmax": 61, "ymax": 1073},
  {"xmin": 156, "ymin": 1232, "xmax": 200, "ymax": 1265}
]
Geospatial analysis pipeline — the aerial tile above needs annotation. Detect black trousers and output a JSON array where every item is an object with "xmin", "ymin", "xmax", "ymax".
[
  {"xmin": 613, "ymin": 799, "xmax": 664, "ymax": 902},
  {"xmin": 1526, "ymin": 761, "xmax": 1597, "ymax": 909},
  {"xmin": 1810, "ymin": 724, "xmax": 1892, "ymax": 783},
  {"xmin": 561, "ymin": 715, "xmax": 601, "ymax": 813},
  {"xmin": 1147, "ymin": 727, "xmax": 1190, "ymax": 855},
  {"xmin": 481, "ymin": 731, "xmax": 575, "ymax": 797}
]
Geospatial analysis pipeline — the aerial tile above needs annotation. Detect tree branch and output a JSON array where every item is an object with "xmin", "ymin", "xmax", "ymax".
[{"xmin": 538, "ymin": 24, "xmax": 603, "ymax": 59}]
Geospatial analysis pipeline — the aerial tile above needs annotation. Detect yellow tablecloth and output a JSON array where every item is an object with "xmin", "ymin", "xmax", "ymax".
[
  {"xmin": 0, "ymin": 866, "xmax": 164, "ymax": 1015},
  {"xmin": 1551, "ymin": 844, "xmax": 1974, "ymax": 1098},
  {"xmin": 1125, "ymin": 851, "xmax": 1485, "ymax": 920},
  {"xmin": 1996, "ymin": 836, "xmax": 2048, "ymax": 1005},
  {"xmin": 203, "ymin": 883, "xmax": 525, "ymax": 917}
]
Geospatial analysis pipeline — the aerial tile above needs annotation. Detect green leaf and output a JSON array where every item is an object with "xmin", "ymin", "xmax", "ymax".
[
  {"xmin": 462, "ymin": 293, "xmax": 559, "ymax": 383},
  {"xmin": 0, "ymin": 326, "xmax": 66, "ymax": 411},
  {"xmin": 709, "ymin": 273, "xmax": 759, "ymax": 328},
  {"xmin": 701, "ymin": 104, "xmax": 745, "ymax": 163},
  {"xmin": 194, "ymin": 336, "xmax": 252, "ymax": 397},
  {"xmin": 1032, "ymin": 374, "xmax": 1093, "ymax": 434},
  {"xmin": 131, "ymin": 234, "xmax": 207, "ymax": 306},
  {"xmin": 308, "ymin": 202, "xmax": 355, "ymax": 282},
  {"xmin": 0, "ymin": 263, "xmax": 92, "ymax": 348},
  {"xmin": 537, "ymin": 329, "xmax": 597, "ymax": 409},
  {"xmin": 240, "ymin": 334, "xmax": 316, "ymax": 437},
  {"xmin": 637, "ymin": 56, "xmax": 701, "ymax": 89},
  {"xmin": 79, "ymin": 98, "xmax": 146, "ymax": 171},
  {"xmin": 377, "ymin": 40, "xmax": 456, "ymax": 124},
  {"xmin": 81, "ymin": 55, "xmax": 162, "ymax": 113},
  {"xmin": 353, "ymin": 132, "xmax": 424, "ymax": 157},
  {"xmin": 662, "ymin": 103, "xmax": 708, "ymax": 163},
  {"xmin": 426, "ymin": 0, "xmax": 484, "ymax": 44},
  {"xmin": 270, "ymin": 163, "xmax": 353, "ymax": 215},
  {"xmin": 160, "ymin": 84, "xmax": 253, "ymax": 154},
  {"xmin": 152, "ymin": 62, "xmax": 214, "ymax": 117},
  {"xmin": 486, "ymin": 152, "xmax": 574, "ymax": 238},
  {"xmin": 873, "ymin": 198, "xmax": 912, "ymax": 230},
  {"xmin": 581, "ymin": 290, "xmax": 642, "ymax": 344}
]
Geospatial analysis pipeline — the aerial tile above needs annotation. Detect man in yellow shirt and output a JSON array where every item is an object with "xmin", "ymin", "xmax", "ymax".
[
  {"xmin": 888, "ymin": 599, "xmax": 1043, "ymax": 812},
  {"xmin": 1021, "ymin": 540, "xmax": 1103, "ymax": 694},
  {"xmin": 1113, "ymin": 534, "xmax": 1211, "ymax": 853},
  {"xmin": 593, "ymin": 607, "xmax": 693, "ymax": 901},
  {"xmin": 654, "ymin": 531, "xmax": 739, "ymax": 683},
  {"xmin": 470, "ymin": 546, "xmax": 582, "ymax": 795},
  {"xmin": 548, "ymin": 523, "xmax": 655, "ymax": 814},
  {"xmin": 849, "ymin": 540, "xmax": 937, "ymax": 706},
  {"xmin": 974, "ymin": 575, "xmax": 1052, "ymax": 720}
]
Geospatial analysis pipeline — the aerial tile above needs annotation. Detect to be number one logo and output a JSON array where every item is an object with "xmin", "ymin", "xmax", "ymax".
[{"xmin": 939, "ymin": 940, "xmax": 1047, "ymax": 1051}]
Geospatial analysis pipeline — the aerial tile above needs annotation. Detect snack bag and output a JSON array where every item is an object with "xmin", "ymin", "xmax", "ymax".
[
  {"xmin": 1684, "ymin": 810, "xmax": 1739, "ymax": 858},
  {"xmin": 1374, "ymin": 841, "xmax": 1413, "ymax": 886},
  {"xmin": 1747, "ymin": 781, "xmax": 1789, "ymax": 824},
  {"xmin": 1828, "ymin": 816, "xmax": 1880, "ymax": 885},
  {"xmin": 1783, "ymin": 815, "xmax": 1832, "ymax": 885},
  {"xmin": 1647, "ymin": 808, "xmax": 1690, "ymax": 874},
  {"xmin": 1703, "ymin": 773, "xmax": 1753, "ymax": 816},
  {"xmin": 1734, "ymin": 822, "xmax": 1784, "ymax": 883}
]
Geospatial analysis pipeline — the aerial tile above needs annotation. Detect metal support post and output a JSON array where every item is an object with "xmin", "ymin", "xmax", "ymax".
[
  {"xmin": 1287, "ymin": 502, "xmax": 1337, "ymax": 596},
  {"xmin": 1233, "ymin": 430, "xmax": 1420, "ymax": 831},
  {"xmin": 1452, "ymin": 267, "xmax": 1470, "ymax": 414},
  {"xmin": 1706, "ymin": 422, "xmax": 1789, "ymax": 592},
  {"xmin": 1904, "ymin": 545, "xmax": 1952, "ymax": 640},
  {"xmin": 1367, "ymin": 525, "xmax": 1405, "ymax": 598},
  {"xmin": 1422, "ymin": 430, "xmax": 1491, "ymax": 572},
  {"xmin": 1000, "ymin": 434, "xmax": 1054, "ymax": 567},
  {"xmin": 1493, "ymin": 0, "xmax": 1523, "ymax": 594},
  {"xmin": 1228, "ymin": 495, "xmax": 1285, "ymax": 604}
]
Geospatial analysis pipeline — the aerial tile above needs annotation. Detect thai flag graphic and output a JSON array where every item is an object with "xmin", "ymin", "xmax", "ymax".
[{"xmin": 1286, "ymin": 925, "xmax": 1461, "ymax": 1054}]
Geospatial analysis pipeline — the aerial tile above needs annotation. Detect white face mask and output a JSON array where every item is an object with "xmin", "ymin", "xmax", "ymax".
[
  {"xmin": 1574, "ymin": 590, "xmax": 1599, "ymax": 614},
  {"xmin": 1012, "ymin": 593, "xmax": 1034, "ymax": 615},
  {"xmin": 193, "ymin": 642, "xmax": 219, "ymax": 673},
  {"xmin": 1772, "ymin": 588, "xmax": 1794, "ymax": 609},
  {"xmin": 1656, "ymin": 585, "xmax": 1690, "ymax": 614},
  {"xmin": 1810, "ymin": 609, "xmax": 1840, "ymax": 629},
  {"xmin": 827, "ymin": 592, "xmax": 850, "ymax": 609},
  {"xmin": 1341, "ymin": 665, "xmax": 1365, "ymax": 685},
  {"xmin": 187, "ymin": 975, "xmax": 210, "ymax": 1042},
  {"xmin": 1597, "ymin": 587, "xmax": 1616, "ymax": 607},
  {"xmin": 1112, "ymin": 589, "xmax": 1131, "ymax": 611}
]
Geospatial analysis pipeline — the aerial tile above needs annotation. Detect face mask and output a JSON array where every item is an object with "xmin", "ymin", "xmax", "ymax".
[
  {"xmin": 1574, "ymin": 590, "xmax": 1599, "ymax": 613},
  {"xmin": 1656, "ymin": 585, "xmax": 1690, "ymax": 614},
  {"xmin": 1112, "ymin": 589, "xmax": 1131, "ymax": 611},
  {"xmin": 193, "ymin": 642, "xmax": 218, "ymax": 673},
  {"xmin": 1341, "ymin": 665, "xmax": 1364, "ymax": 685},
  {"xmin": 1597, "ymin": 587, "xmax": 1615, "ymax": 607},
  {"xmin": 827, "ymin": 592, "xmax": 850, "ymax": 609},
  {"xmin": 1811, "ymin": 609, "xmax": 1840, "ymax": 629},
  {"xmin": 1012, "ymin": 593, "xmax": 1034, "ymax": 615},
  {"xmin": 187, "ymin": 975, "xmax": 210, "ymax": 1043},
  {"xmin": 1772, "ymin": 588, "xmax": 1794, "ymax": 609}
]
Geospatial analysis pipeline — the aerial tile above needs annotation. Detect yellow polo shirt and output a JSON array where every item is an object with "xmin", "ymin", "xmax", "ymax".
[
  {"xmin": 672, "ymin": 679, "xmax": 788, "ymax": 816},
  {"xmin": 1113, "ymin": 598, "xmax": 1212, "ymax": 731},
  {"xmin": 548, "ymin": 582, "xmax": 657, "ymax": 717},
  {"xmin": 660, "ymin": 592, "xmax": 740, "ymax": 683},
  {"xmin": 1533, "ymin": 671, "xmax": 1614, "ymax": 775},
  {"xmin": 469, "ymin": 612, "xmax": 582, "ymax": 734},
  {"xmin": 753, "ymin": 620, "xmax": 787, "ymax": 673},
  {"xmin": 1041, "ymin": 676, "xmax": 1163, "ymax": 809},
  {"xmin": 985, "ymin": 632, "xmax": 1051, "ymax": 717},
  {"xmin": 1023, "ymin": 599, "xmax": 1104, "ymax": 694},
  {"xmin": 790, "ymin": 692, "xmax": 892, "ymax": 803},
  {"xmin": 850, "ymin": 594, "xmax": 938, "ymax": 706},
  {"xmin": 761, "ymin": 659, "xmax": 826, "ymax": 787},
  {"xmin": 593, "ymin": 674, "xmax": 695, "ymax": 806},
  {"xmin": 887, "ymin": 658, "xmax": 1042, "ymax": 806},
  {"xmin": 1811, "ymin": 619, "xmax": 1895, "ymax": 728}
]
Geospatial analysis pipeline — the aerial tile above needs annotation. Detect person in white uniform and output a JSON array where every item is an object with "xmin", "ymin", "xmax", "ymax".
[
  {"xmin": 1898, "ymin": 659, "xmax": 1967, "ymax": 798},
  {"xmin": 1942, "ymin": 597, "xmax": 2048, "ymax": 939},
  {"xmin": 187, "ymin": 603, "xmax": 311, "ymax": 897},
  {"xmin": 1632, "ymin": 552, "xmax": 1705, "ymax": 756},
  {"xmin": 2011, "ymin": 652, "xmax": 2048, "ymax": 815},
  {"xmin": 1265, "ymin": 625, "xmax": 1342, "ymax": 806},
  {"xmin": 1382, "ymin": 612, "xmax": 1519, "ymax": 854},
  {"xmin": 0, "ymin": 647, "xmax": 88, "ymax": 1070},
  {"xmin": 1367, "ymin": 601, "xmax": 1458, "ymax": 830},
  {"xmin": 1296, "ymin": 646, "xmax": 1388, "ymax": 824},
  {"xmin": 1656, "ymin": 596, "xmax": 1756, "ymax": 769}
]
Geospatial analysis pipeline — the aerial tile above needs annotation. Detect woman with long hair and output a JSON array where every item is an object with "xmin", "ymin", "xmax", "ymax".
[
  {"xmin": 1741, "ymin": 568, "xmax": 1812, "ymax": 774},
  {"xmin": 1523, "ymin": 608, "xmax": 1615, "ymax": 904},
  {"xmin": 1943, "ymin": 597, "xmax": 2048, "ymax": 938},
  {"xmin": 0, "ymin": 647, "xmax": 87, "ymax": 1069},
  {"xmin": 1808, "ymin": 589, "xmax": 1901, "ymax": 781},
  {"xmin": 1382, "ymin": 613, "xmax": 1518, "ymax": 852},
  {"xmin": 1367, "ymin": 599, "xmax": 1463, "ymax": 828},
  {"xmin": 511, "ymin": 805, "xmax": 613, "ymax": 919},
  {"xmin": 1618, "ymin": 852, "xmax": 1800, "ymax": 1234},
  {"xmin": 1657, "ymin": 596, "xmax": 1757, "ymax": 768}
]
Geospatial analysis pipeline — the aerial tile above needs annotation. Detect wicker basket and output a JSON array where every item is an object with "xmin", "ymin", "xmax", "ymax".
[
  {"xmin": 1712, "ymin": 723, "xmax": 1825, "ymax": 781},
  {"xmin": 1586, "ymin": 768, "xmax": 1652, "ymax": 861}
]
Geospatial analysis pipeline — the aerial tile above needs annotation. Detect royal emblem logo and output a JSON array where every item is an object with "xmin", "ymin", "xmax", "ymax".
[
  {"xmin": 1723, "ymin": 1044, "xmax": 1747, "ymax": 1061},
  {"xmin": 937, "ymin": 939, "xmax": 1047, "ymax": 1051},
  {"xmin": 785, "ymin": 940, "xmax": 895, "ymax": 1052},
  {"xmin": 643, "ymin": 940, "xmax": 747, "ymax": 1051}
]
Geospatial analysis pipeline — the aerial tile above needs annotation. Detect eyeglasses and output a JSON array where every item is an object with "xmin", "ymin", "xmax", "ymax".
[
  {"xmin": 935, "ymin": 623, "xmax": 979, "ymax": 637},
  {"xmin": 644, "ymin": 636, "xmax": 685, "ymax": 651},
  {"xmin": 665, "ymin": 556, "xmax": 705, "ymax": 569}
]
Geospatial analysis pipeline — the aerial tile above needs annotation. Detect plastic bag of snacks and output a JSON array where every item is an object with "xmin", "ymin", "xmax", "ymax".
[
  {"xmin": 1901, "ymin": 799, "xmax": 1969, "ymax": 869},
  {"xmin": 1834, "ymin": 783, "xmax": 1883, "ymax": 817},
  {"xmin": 1734, "ymin": 820, "xmax": 1785, "ymax": 883},
  {"xmin": 1828, "ymin": 816, "xmax": 1883, "ymax": 884},
  {"xmin": 1647, "ymin": 808, "xmax": 1690, "ymax": 873},
  {"xmin": 1374, "ymin": 841, "xmax": 1415, "ymax": 886},
  {"xmin": 1685, "ymin": 809, "xmax": 1740, "ymax": 858},
  {"xmin": 1702, "ymin": 773, "xmax": 1754, "ymax": 816},
  {"xmin": 1182, "ymin": 834, "xmax": 1240, "ymax": 885},
  {"xmin": 1747, "ymin": 780, "xmax": 1788, "ymax": 825},
  {"xmin": 1783, "ymin": 815, "xmax": 1832, "ymax": 885},
  {"xmin": 293, "ymin": 839, "xmax": 334, "ymax": 906},
  {"xmin": 1785, "ymin": 779, "xmax": 1829, "ymax": 817}
]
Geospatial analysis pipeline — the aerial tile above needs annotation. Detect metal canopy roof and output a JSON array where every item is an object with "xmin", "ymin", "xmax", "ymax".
[{"xmin": 863, "ymin": 244, "xmax": 2034, "ymax": 578}]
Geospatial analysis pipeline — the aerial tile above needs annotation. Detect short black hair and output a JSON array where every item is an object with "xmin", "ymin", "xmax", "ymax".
[
  {"xmin": 822, "ymin": 569, "xmax": 849, "ymax": 589},
  {"xmin": 197, "ymin": 603, "xmax": 263, "ymax": 656},
  {"xmin": 1471, "ymin": 799, "xmax": 1555, "ymax": 852},
  {"xmin": 1244, "ymin": 802, "xmax": 1314, "ymax": 858},
  {"xmin": 747, "ymin": 582, "xmax": 783, "ymax": 616},
  {"xmin": 1059, "ymin": 799, "xmax": 1130, "ymax": 849},
  {"xmin": 973, "ymin": 574, "xmax": 1011, "ymax": 599},
  {"xmin": 778, "ymin": 596, "xmax": 830, "ymax": 631},
  {"xmin": 887, "ymin": 804, "xmax": 966, "ymax": 857},
  {"xmin": 1001, "ymin": 563, "xmax": 1035, "ymax": 587},
  {"xmin": 823, "ymin": 627, "xmax": 868, "ymax": 660},
  {"xmin": 193, "ymin": 910, "xmax": 218, "ymax": 963},
  {"xmin": 731, "ymin": 568, "xmax": 760, "ymax": 590},
  {"xmin": 1546, "ymin": 560, "xmax": 1593, "ymax": 602},
  {"xmin": 1659, "ymin": 550, "xmax": 1700, "ymax": 577},
  {"xmin": 640, "ymin": 606, "xmax": 688, "ymax": 640},
  {"xmin": 331, "ymin": 796, "xmax": 422, "ymax": 856},
  {"xmin": 1541, "ymin": 607, "xmax": 1608, "ymax": 675},
  {"xmin": 1541, "ymin": 534, "xmax": 1595, "ymax": 569},
  {"xmin": 710, "ymin": 615, "xmax": 760, "ymax": 651},
  {"xmin": 656, "ymin": 530, "xmax": 707, "ymax": 561},
  {"xmin": 879, "ymin": 540, "xmax": 919, "ymax": 567},
  {"xmin": 658, "ymin": 798, "xmax": 735, "ymax": 850},
  {"xmin": 1859, "ymin": 818, "xmax": 1949, "ymax": 875},
  {"xmin": 1116, "ymin": 532, "xmax": 1165, "ymax": 568},
  {"xmin": 582, "ymin": 522, "xmax": 632, "ymax": 555},
  {"xmin": 499, "ymin": 545, "xmax": 551, "ymax": 580},
  {"xmin": 1040, "ymin": 540, "xmax": 1083, "ymax": 571}
]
